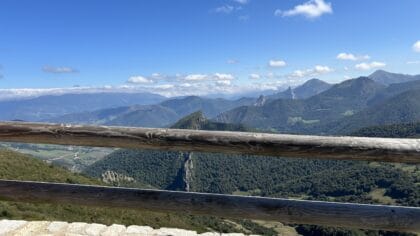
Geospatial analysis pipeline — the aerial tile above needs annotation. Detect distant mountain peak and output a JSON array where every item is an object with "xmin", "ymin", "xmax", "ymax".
[
  {"xmin": 254, "ymin": 95, "xmax": 267, "ymax": 106},
  {"xmin": 303, "ymin": 78, "xmax": 328, "ymax": 84},
  {"xmin": 369, "ymin": 69, "xmax": 389, "ymax": 76},
  {"xmin": 171, "ymin": 111, "xmax": 250, "ymax": 131},
  {"xmin": 368, "ymin": 70, "xmax": 419, "ymax": 85},
  {"xmin": 171, "ymin": 111, "xmax": 207, "ymax": 130},
  {"xmin": 267, "ymin": 79, "xmax": 332, "ymax": 101}
]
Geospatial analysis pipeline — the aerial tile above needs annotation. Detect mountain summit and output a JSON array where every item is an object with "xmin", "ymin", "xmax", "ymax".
[
  {"xmin": 268, "ymin": 78, "xmax": 331, "ymax": 100},
  {"xmin": 368, "ymin": 70, "xmax": 420, "ymax": 85}
]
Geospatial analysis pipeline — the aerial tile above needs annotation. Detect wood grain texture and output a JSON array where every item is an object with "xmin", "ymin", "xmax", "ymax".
[
  {"xmin": 0, "ymin": 180, "xmax": 419, "ymax": 232},
  {"xmin": 0, "ymin": 122, "xmax": 419, "ymax": 163}
]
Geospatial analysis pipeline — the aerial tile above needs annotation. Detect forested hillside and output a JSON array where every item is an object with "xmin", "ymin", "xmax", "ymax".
[
  {"xmin": 327, "ymin": 89, "xmax": 420, "ymax": 134},
  {"xmin": 351, "ymin": 122, "xmax": 420, "ymax": 138},
  {"xmin": 0, "ymin": 149, "xmax": 280, "ymax": 235},
  {"xmin": 216, "ymin": 77, "xmax": 386, "ymax": 133},
  {"xmin": 170, "ymin": 111, "xmax": 251, "ymax": 131}
]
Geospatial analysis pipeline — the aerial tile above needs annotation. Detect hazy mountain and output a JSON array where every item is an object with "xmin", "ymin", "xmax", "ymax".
[
  {"xmin": 105, "ymin": 105, "xmax": 180, "ymax": 128},
  {"xmin": 170, "ymin": 111, "xmax": 250, "ymax": 131},
  {"xmin": 0, "ymin": 92, "xmax": 165, "ymax": 121},
  {"xmin": 326, "ymin": 89, "xmax": 420, "ymax": 134},
  {"xmin": 268, "ymin": 79, "xmax": 332, "ymax": 100},
  {"xmin": 51, "ymin": 96, "xmax": 256, "ymax": 128},
  {"xmin": 268, "ymin": 87, "xmax": 295, "ymax": 100},
  {"xmin": 368, "ymin": 70, "xmax": 420, "ymax": 85},
  {"xmin": 368, "ymin": 79, "xmax": 420, "ymax": 106},
  {"xmin": 216, "ymin": 77, "xmax": 385, "ymax": 132},
  {"xmin": 160, "ymin": 96, "xmax": 255, "ymax": 118}
]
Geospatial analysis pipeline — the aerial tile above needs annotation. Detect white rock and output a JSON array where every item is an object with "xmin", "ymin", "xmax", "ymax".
[
  {"xmin": 67, "ymin": 222, "xmax": 88, "ymax": 234},
  {"xmin": 199, "ymin": 233, "xmax": 221, "ymax": 236},
  {"xmin": 0, "ymin": 220, "xmax": 27, "ymax": 235},
  {"xmin": 126, "ymin": 225, "xmax": 153, "ymax": 234},
  {"xmin": 154, "ymin": 227, "xmax": 197, "ymax": 236},
  {"xmin": 48, "ymin": 221, "xmax": 69, "ymax": 233},
  {"xmin": 85, "ymin": 223, "xmax": 107, "ymax": 236},
  {"xmin": 221, "ymin": 234, "xmax": 245, "ymax": 236},
  {"xmin": 12, "ymin": 221, "xmax": 50, "ymax": 235},
  {"xmin": 101, "ymin": 224, "xmax": 126, "ymax": 236}
]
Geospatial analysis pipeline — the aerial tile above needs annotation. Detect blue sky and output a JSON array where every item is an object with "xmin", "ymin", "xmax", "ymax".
[{"xmin": 1, "ymin": 0, "xmax": 420, "ymax": 97}]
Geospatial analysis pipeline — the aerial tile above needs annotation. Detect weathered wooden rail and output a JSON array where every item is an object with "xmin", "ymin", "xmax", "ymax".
[
  {"xmin": 0, "ymin": 122, "xmax": 419, "ymax": 163},
  {"xmin": 0, "ymin": 121, "xmax": 419, "ymax": 232}
]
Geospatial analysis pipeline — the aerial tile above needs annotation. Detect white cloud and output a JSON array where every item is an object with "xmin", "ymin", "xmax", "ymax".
[
  {"xmin": 413, "ymin": 40, "xmax": 420, "ymax": 53},
  {"xmin": 184, "ymin": 74, "xmax": 209, "ymax": 81},
  {"xmin": 227, "ymin": 59, "xmax": 238, "ymax": 64},
  {"xmin": 154, "ymin": 84, "xmax": 174, "ymax": 89},
  {"xmin": 215, "ymin": 5, "xmax": 235, "ymax": 14},
  {"xmin": 336, "ymin": 53, "xmax": 370, "ymax": 61},
  {"xmin": 288, "ymin": 65, "xmax": 333, "ymax": 79},
  {"xmin": 43, "ymin": 66, "xmax": 78, "ymax": 74},
  {"xmin": 216, "ymin": 80, "xmax": 232, "ymax": 86},
  {"xmin": 407, "ymin": 61, "xmax": 420, "ymax": 65},
  {"xmin": 127, "ymin": 75, "xmax": 153, "ymax": 84},
  {"xmin": 276, "ymin": 0, "xmax": 332, "ymax": 19},
  {"xmin": 314, "ymin": 65, "xmax": 332, "ymax": 73},
  {"xmin": 233, "ymin": 0, "xmax": 248, "ymax": 4},
  {"xmin": 182, "ymin": 73, "xmax": 235, "ymax": 82},
  {"xmin": 268, "ymin": 60, "xmax": 287, "ymax": 68},
  {"xmin": 213, "ymin": 73, "xmax": 235, "ymax": 80},
  {"xmin": 249, "ymin": 74, "xmax": 261, "ymax": 80},
  {"xmin": 355, "ymin": 61, "xmax": 386, "ymax": 71}
]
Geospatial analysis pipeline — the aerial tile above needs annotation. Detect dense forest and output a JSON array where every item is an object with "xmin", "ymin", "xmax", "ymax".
[
  {"xmin": 0, "ymin": 149, "xmax": 281, "ymax": 235},
  {"xmin": 351, "ymin": 122, "xmax": 420, "ymax": 138},
  {"xmin": 82, "ymin": 111, "xmax": 420, "ymax": 235},
  {"xmin": 85, "ymin": 150, "xmax": 420, "ymax": 208}
]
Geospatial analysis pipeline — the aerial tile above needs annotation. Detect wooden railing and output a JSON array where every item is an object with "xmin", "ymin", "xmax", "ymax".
[{"xmin": 0, "ymin": 122, "xmax": 419, "ymax": 232}]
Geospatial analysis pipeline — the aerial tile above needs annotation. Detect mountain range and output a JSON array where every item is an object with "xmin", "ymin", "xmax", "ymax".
[
  {"xmin": 215, "ymin": 71, "xmax": 420, "ymax": 134},
  {"xmin": 268, "ymin": 78, "xmax": 332, "ymax": 100},
  {"xmin": 368, "ymin": 70, "xmax": 420, "ymax": 85},
  {"xmin": 215, "ymin": 77, "xmax": 387, "ymax": 133},
  {"xmin": 1, "ymin": 70, "xmax": 420, "ymax": 135},
  {"xmin": 0, "ymin": 92, "xmax": 165, "ymax": 121},
  {"xmin": 49, "ymin": 96, "xmax": 256, "ymax": 127}
]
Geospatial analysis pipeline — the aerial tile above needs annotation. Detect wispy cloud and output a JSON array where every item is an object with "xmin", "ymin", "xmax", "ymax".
[
  {"xmin": 355, "ymin": 61, "xmax": 386, "ymax": 70},
  {"xmin": 42, "ymin": 66, "xmax": 79, "ymax": 74},
  {"xmin": 233, "ymin": 0, "xmax": 249, "ymax": 4},
  {"xmin": 127, "ymin": 75, "xmax": 154, "ymax": 84},
  {"xmin": 268, "ymin": 60, "xmax": 287, "ymax": 68},
  {"xmin": 184, "ymin": 74, "xmax": 209, "ymax": 81},
  {"xmin": 407, "ymin": 61, "xmax": 420, "ymax": 65},
  {"xmin": 182, "ymin": 73, "xmax": 235, "ymax": 82},
  {"xmin": 249, "ymin": 74, "xmax": 261, "ymax": 80},
  {"xmin": 287, "ymin": 65, "xmax": 333, "ymax": 79},
  {"xmin": 275, "ymin": 0, "xmax": 332, "ymax": 19},
  {"xmin": 413, "ymin": 40, "xmax": 420, "ymax": 53},
  {"xmin": 214, "ymin": 5, "xmax": 236, "ymax": 14},
  {"xmin": 227, "ymin": 59, "xmax": 239, "ymax": 64},
  {"xmin": 213, "ymin": 73, "xmax": 235, "ymax": 81},
  {"xmin": 336, "ymin": 53, "xmax": 370, "ymax": 61}
]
